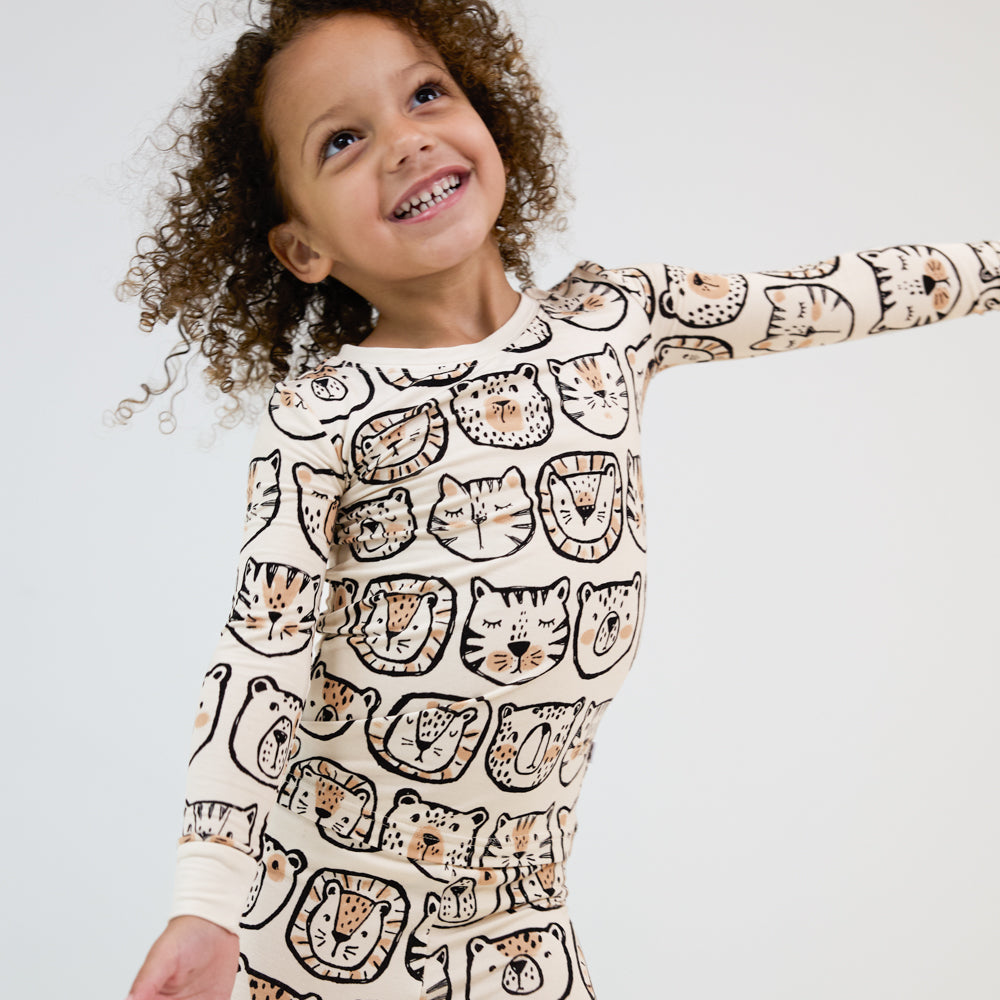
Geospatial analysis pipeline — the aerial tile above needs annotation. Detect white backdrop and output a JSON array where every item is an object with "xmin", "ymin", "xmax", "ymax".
[{"xmin": 2, "ymin": 1, "xmax": 998, "ymax": 997}]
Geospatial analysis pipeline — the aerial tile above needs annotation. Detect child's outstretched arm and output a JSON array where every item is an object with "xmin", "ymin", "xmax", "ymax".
[
  {"xmin": 127, "ymin": 376, "xmax": 346, "ymax": 999},
  {"xmin": 558, "ymin": 242, "xmax": 1000, "ymax": 397}
]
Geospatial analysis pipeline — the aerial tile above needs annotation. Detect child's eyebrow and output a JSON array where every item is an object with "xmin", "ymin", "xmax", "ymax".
[{"xmin": 300, "ymin": 59, "xmax": 447, "ymax": 161}]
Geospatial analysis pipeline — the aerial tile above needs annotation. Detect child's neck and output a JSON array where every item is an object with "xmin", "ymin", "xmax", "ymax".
[{"xmin": 359, "ymin": 248, "xmax": 521, "ymax": 351}]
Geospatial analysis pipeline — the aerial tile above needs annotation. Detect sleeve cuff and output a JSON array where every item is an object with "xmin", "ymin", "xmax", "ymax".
[{"xmin": 169, "ymin": 841, "xmax": 259, "ymax": 936}]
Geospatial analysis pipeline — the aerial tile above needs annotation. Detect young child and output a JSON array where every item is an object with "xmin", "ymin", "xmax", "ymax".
[{"xmin": 123, "ymin": 2, "xmax": 999, "ymax": 998}]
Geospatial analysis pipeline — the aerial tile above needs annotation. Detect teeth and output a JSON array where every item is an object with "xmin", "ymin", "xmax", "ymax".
[{"xmin": 394, "ymin": 174, "xmax": 461, "ymax": 219}]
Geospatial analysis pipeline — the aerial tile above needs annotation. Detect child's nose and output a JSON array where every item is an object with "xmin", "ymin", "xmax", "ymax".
[{"xmin": 385, "ymin": 120, "xmax": 435, "ymax": 169}]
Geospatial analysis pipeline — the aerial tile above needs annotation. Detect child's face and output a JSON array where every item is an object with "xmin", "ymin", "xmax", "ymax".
[{"xmin": 263, "ymin": 13, "xmax": 508, "ymax": 301}]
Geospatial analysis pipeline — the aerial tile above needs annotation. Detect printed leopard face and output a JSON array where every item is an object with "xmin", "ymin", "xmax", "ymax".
[
  {"xmin": 278, "ymin": 757, "xmax": 376, "ymax": 849},
  {"xmin": 302, "ymin": 661, "xmax": 381, "ymax": 731},
  {"xmin": 367, "ymin": 693, "xmax": 490, "ymax": 782},
  {"xmin": 860, "ymin": 244, "xmax": 961, "ymax": 333},
  {"xmin": 548, "ymin": 345, "xmax": 630, "ymax": 438},
  {"xmin": 461, "ymin": 577, "xmax": 570, "ymax": 685},
  {"xmin": 450, "ymin": 364, "xmax": 553, "ymax": 448},
  {"xmin": 537, "ymin": 453, "xmax": 623, "ymax": 562},
  {"xmin": 574, "ymin": 573, "xmax": 642, "ymax": 678},
  {"xmin": 750, "ymin": 284, "xmax": 855, "ymax": 351},
  {"xmin": 227, "ymin": 559, "xmax": 320, "ymax": 656},
  {"xmin": 268, "ymin": 365, "xmax": 374, "ymax": 438},
  {"xmin": 337, "ymin": 487, "xmax": 416, "ymax": 562},
  {"xmin": 244, "ymin": 449, "xmax": 280, "ymax": 547},
  {"xmin": 189, "ymin": 662, "xmax": 230, "ymax": 762},
  {"xmin": 467, "ymin": 924, "xmax": 572, "ymax": 1000},
  {"xmin": 349, "ymin": 574, "xmax": 456, "ymax": 675},
  {"xmin": 379, "ymin": 788, "xmax": 489, "ymax": 880},
  {"xmin": 180, "ymin": 799, "xmax": 258, "ymax": 853},
  {"xmin": 286, "ymin": 870, "xmax": 408, "ymax": 983},
  {"xmin": 428, "ymin": 467, "xmax": 535, "ymax": 562},
  {"xmin": 293, "ymin": 462, "xmax": 341, "ymax": 558},
  {"xmin": 229, "ymin": 675, "xmax": 304, "ymax": 787},
  {"xmin": 559, "ymin": 698, "xmax": 612, "ymax": 787},
  {"xmin": 486, "ymin": 699, "xmax": 584, "ymax": 791},
  {"xmin": 351, "ymin": 400, "xmax": 448, "ymax": 483},
  {"xmin": 660, "ymin": 264, "xmax": 749, "ymax": 327},
  {"xmin": 241, "ymin": 833, "xmax": 306, "ymax": 930},
  {"xmin": 536, "ymin": 274, "xmax": 629, "ymax": 331}
]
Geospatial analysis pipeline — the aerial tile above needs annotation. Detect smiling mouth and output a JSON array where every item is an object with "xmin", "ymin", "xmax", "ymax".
[{"xmin": 393, "ymin": 174, "xmax": 463, "ymax": 220}]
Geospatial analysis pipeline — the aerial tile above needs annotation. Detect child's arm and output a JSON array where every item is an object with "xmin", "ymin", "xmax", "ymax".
[{"xmin": 577, "ymin": 242, "xmax": 999, "ymax": 390}]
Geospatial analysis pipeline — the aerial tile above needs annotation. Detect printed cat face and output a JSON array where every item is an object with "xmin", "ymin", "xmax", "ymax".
[
  {"xmin": 351, "ymin": 400, "xmax": 447, "ymax": 483},
  {"xmin": 228, "ymin": 559, "xmax": 320, "ymax": 655},
  {"xmin": 450, "ymin": 364, "xmax": 553, "ymax": 448},
  {"xmin": 338, "ymin": 488, "xmax": 416, "ymax": 561},
  {"xmin": 547, "ymin": 345, "xmax": 630, "ymax": 438},
  {"xmin": 461, "ymin": 576, "xmax": 570, "ymax": 684},
  {"xmin": 429, "ymin": 467, "xmax": 535, "ymax": 561},
  {"xmin": 537, "ymin": 453, "xmax": 623, "ymax": 562},
  {"xmin": 860, "ymin": 244, "xmax": 961, "ymax": 333},
  {"xmin": 244, "ymin": 449, "xmax": 280, "ymax": 546},
  {"xmin": 481, "ymin": 807, "xmax": 554, "ymax": 868},
  {"xmin": 660, "ymin": 265, "xmax": 748, "ymax": 327},
  {"xmin": 751, "ymin": 284, "xmax": 855, "ymax": 351},
  {"xmin": 574, "ymin": 573, "xmax": 642, "ymax": 678},
  {"xmin": 349, "ymin": 574, "xmax": 456, "ymax": 675}
]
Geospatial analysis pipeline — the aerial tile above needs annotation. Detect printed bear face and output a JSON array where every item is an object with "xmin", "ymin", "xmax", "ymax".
[
  {"xmin": 573, "ymin": 573, "xmax": 642, "ymax": 678},
  {"xmin": 660, "ymin": 264, "xmax": 748, "ymax": 327},
  {"xmin": 548, "ymin": 345, "xmax": 630, "ymax": 438},
  {"xmin": 486, "ymin": 699, "xmax": 584, "ymax": 791},
  {"xmin": 229, "ymin": 675, "xmax": 304, "ymax": 787},
  {"xmin": 241, "ymin": 833, "xmax": 306, "ymax": 930},
  {"xmin": 450, "ymin": 364, "xmax": 553, "ymax": 448},
  {"xmin": 467, "ymin": 924, "xmax": 572, "ymax": 1000},
  {"xmin": 227, "ymin": 559, "xmax": 320, "ymax": 656},
  {"xmin": 337, "ymin": 488, "xmax": 416, "ymax": 561},
  {"xmin": 860, "ymin": 244, "xmax": 961, "ymax": 333},
  {"xmin": 461, "ymin": 576, "xmax": 570, "ymax": 685},
  {"xmin": 379, "ymin": 788, "xmax": 489, "ymax": 880}
]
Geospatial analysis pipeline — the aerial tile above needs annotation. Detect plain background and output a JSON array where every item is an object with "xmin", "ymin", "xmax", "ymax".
[{"xmin": 2, "ymin": 0, "xmax": 998, "ymax": 996}]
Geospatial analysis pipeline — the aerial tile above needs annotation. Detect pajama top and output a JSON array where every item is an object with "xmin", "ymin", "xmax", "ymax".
[{"xmin": 170, "ymin": 243, "xmax": 1000, "ymax": 1000}]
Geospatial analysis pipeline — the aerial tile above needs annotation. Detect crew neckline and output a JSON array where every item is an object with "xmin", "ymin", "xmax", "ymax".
[{"xmin": 334, "ymin": 292, "xmax": 538, "ymax": 367}]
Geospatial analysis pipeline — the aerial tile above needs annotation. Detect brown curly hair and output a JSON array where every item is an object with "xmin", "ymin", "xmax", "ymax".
[{"xmin": 115, "ymin": 0, "xmax": 566, "ymax": 427}]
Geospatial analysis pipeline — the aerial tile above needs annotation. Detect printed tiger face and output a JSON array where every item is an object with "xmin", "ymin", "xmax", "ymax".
[
  {"xmin": 244, "ymin": 449, "xmax": 280, "ymax": 546},
  {"xmin": 379, "ymin": 788, "xmax": 489, "ymax": 880},
  {"xmin": 481, "ymin": 807, "xmax": 554, "ymax": 868},
  {"xmin": 461, "ymin": 576, "xmax": 570, "ymax": 684},
  {"xmin": 229, "ymin": 675, "xmax": 304, "ymax": 786},
  {"xmin": 278, "ymin": 758, "xmax": 375, "ymax": 848},
  {"xmin": 486, "ymin": 699, "xmax": 584, "ymax": 791},
  {"xmin": 548, "ymin": 345, "xmax": 630, "ymax": 438},
  {"xmin": 337, "ymin": 488, "xmax": 416, "ymax": 561},
  {"xmin": 535, "ymin": 274, "xmax": 629, "ymax": 330},
  {"xmin": 367, "ymin": 693, "xmax": 490, "ymax": 782},
  {"xmin": 751, "ymin": 284, "xmax": 855, "ymax": 351},
  {"xmin": 293, "ymin": 462, "xmax": 341, "ymax": 558},
  {"xmin": 349, "ymin": 575, "xmax": 456, "ymax": 675},
  {"xmin": 269, "ymin": 364, "xmax": 374, "ymax": 438},
  {"xmin": 450, "ymin": 364, "xmax": 553, "ymax": 448},
  {"xmin": 351, "ymin": 400, "xmax": 447, "ymax": 483},
  {"xmin": 860, "ymin": 244, "xmax": 961, "ymax": 332},
  {"xmin": 574, "ymin": 573, "xmax": 642, "ymax": 678},
  {"xmin": 181, "ymin": 799, "xmax": 257, "ymax": 852},
  {"xmin": 660, "ymin": 264, "xmax": 748, "ymax": 327},
  {"xmin": 428, "ymin": 467, "xmax": 535, "ymax": 561},
  {"xmin": 537, "ymin": 453, "xmax": 623, "ymax": 562},
  {"xmin": 287, "ymin": 871, "xmax": 407, "ymax": 982},
  {"xmin": 467, "ymin": 924, "xmax": 572, "ymax": 1000},
  {"xmin": 228, "ymin": 559, "xmax": 320, "ymax": 655},
  {"xmin": 241, "ymin": 833, "xmax": 305, "ymax": 930}
]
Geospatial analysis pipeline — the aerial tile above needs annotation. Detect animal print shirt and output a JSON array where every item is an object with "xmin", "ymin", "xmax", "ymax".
[{"xmin": 172, "ymin": 243, "xmax": 999, "ymax": 943}]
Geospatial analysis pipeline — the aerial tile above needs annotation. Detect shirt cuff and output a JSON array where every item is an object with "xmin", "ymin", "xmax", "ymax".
[{"xmin": 169, "ymin": 841, "xmax": 259, "ymax": 936}]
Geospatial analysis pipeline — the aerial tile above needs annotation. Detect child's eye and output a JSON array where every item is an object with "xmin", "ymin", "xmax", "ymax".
[
  {"xmin": 321, "ymin": 130, "xmax": 359, "ymax": 161},
  {"xmin": 412, "ymin": 83, "xmax": 444, "ymax": 106}
]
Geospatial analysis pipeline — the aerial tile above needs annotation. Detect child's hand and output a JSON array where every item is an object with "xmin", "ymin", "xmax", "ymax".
[{"xmin": 126, "ymin": 915, "xmax": 240, "ymax": 1000}]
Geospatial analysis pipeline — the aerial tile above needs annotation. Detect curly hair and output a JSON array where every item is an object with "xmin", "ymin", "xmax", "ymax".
[{"xmin": 115, "ymin": 0, "xmax": 566, "ymax": 427}]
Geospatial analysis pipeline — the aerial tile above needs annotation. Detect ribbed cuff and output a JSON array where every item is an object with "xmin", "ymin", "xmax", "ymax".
[{"xmin": 169, "ymin": 841, "xmax": 259, "ymax": 936}]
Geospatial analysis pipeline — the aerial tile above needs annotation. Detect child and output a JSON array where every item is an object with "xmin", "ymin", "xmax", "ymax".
[{"xmin": 122, "ymin": 2, "xmax": 999, "ymax": 998}]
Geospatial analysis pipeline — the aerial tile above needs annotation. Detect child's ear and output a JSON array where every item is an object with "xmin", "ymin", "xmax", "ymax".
[{"xmin": 268, "ymin": 221, "xmax": 333, "ymax": 283}]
